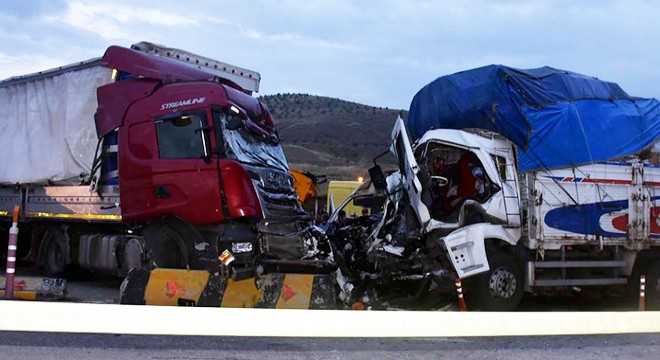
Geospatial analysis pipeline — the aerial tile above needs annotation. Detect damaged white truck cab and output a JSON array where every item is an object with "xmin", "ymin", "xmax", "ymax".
[
  {"xmin": 391, "ymin": 117, "xmax": 522, "ymax": 278},
  {"xmin": 384, "ymin": 117, "xmax": 526, "ymax": 309},
  {"xmin": 330, "ymin": 117, "xmax": 527, "ymax": 310}
]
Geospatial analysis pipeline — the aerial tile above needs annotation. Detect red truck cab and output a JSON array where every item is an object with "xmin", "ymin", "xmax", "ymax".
[{"xmin": 95, "ymin": 45, "xmax": 333, "ymax": 275}]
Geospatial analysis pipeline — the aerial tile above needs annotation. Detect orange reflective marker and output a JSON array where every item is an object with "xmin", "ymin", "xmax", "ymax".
[{"xmin": 455, "ymin": 277, "xmax": 467, "ymax": 312}]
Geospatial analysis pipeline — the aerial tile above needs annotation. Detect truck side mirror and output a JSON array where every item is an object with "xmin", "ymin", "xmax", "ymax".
[
  {"xmin": 171, "ymin": 116, "xmax": 192, "ymax": 127},
  {"xmin": 369, "ymin": 165, "xmax": 387, "ymax": 191}
]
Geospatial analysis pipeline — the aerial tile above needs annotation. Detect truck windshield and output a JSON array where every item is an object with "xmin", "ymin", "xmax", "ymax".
[{"xmin": 215, "ymin": 111, "xmax": 289, "ymax": 172}]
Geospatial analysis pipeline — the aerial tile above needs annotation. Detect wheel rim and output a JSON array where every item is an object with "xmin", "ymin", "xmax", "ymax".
[{"xmin": 488, "ymin": 267, "xmax": 517, "ymax": 299}]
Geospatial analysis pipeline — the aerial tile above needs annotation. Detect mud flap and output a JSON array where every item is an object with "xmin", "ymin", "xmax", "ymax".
[
  {"xmin": 0, "ymin": 276, "xmax": 67, "ymax": 301},
  {"xmin": 119, "ymin": 268, "xmax": 336, "ymax": 309}
]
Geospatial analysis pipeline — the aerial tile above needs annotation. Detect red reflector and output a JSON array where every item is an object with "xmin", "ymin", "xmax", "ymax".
[
  {"xmin": 281, "ymin": 284, "xmax": 296, "ymax": 301},
  {"xmin": 166, "ymin": 280, "xmax": 184, "ymax": 299}
]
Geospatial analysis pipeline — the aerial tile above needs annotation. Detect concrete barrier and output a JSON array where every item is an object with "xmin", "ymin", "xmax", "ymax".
[
  {"xmin": 0, "ymin": 275, "xmax": 67, "ymax": 301},
  {"xmin": 119, "ymin": 268, "xmax": 335, "ymax": 309}
]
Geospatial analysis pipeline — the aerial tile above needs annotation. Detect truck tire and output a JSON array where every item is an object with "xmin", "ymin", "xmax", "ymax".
[
  {"xmin": 646, "ymin": 262, "xmax": 660, "ymax": 310},
  {"xmin": 42, "ymin": 228, "xmax": 69, "ymax": 277},
  {"xmin": 144, "ymin": 223, "xmax": 189, "ymax": 269},
  {"xmin": 467, "ymin": 251, "xmax": 524, "ymax": 311}
]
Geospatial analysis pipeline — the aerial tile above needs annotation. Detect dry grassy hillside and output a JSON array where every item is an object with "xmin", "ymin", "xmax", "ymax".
[{"xmin": 259, "ymin": 94, "xmax": 405, "ymax": 179}]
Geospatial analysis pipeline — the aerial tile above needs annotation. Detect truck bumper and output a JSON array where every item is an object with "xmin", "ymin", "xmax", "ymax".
[{"xmin": 119, "ymin": 268, "xmax": 336, "ymax": 309}]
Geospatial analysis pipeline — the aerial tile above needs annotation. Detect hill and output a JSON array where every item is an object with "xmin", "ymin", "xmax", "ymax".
[{"xmin": 259, "ymin": 94, "xmax": 405, "ymax": 179}]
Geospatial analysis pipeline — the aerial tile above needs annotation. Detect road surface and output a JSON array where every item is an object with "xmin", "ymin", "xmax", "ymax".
[{"xmin": 0, "ymin": 332, "xmax": 658, "ymax": 359}]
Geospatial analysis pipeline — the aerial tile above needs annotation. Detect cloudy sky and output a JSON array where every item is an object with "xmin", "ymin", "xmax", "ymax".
[{"xmin": 1, "ymin": 0, "xmax": 658, "ymax": 109}]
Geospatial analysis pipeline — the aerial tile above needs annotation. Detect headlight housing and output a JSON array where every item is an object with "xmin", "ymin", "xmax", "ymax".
[{"xmin": 231, "ymin": 242, "xmax": 253, "ymax": 253}]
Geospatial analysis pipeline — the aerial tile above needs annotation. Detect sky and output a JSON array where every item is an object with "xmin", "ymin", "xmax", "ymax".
[{"xmin": 1, "ymin": 0, "xmax": 659, "ymax": 110}]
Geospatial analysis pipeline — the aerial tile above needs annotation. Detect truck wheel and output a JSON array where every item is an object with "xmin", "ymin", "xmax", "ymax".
[
  {"xmin": 144, "ymin": 224, "xmax": 189, "ymax": 269},
  {"xmin": 155, "ymin": 237, "xmax": 187, "ymax": 269},
  {"xmin": 467, "ymin": 251, "xmax": 524, "ymax": 311},
  {"xmin": 42, "ymin": 229, "xmax": 68, "ymax": 277},
  {"xmin": 646, "ymin": 262, "xmax": 660, "ymax": 310}
]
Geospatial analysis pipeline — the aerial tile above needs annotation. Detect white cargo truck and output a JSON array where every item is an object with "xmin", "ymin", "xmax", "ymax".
[{"xmin": 330, "ymin": 65, "xmax": 660, "ymax": 310}]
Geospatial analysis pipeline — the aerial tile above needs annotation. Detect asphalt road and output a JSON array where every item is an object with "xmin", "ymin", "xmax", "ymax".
[{"xmin": 0, "ymin": 332, "xmax": 658, "ymax": 359}]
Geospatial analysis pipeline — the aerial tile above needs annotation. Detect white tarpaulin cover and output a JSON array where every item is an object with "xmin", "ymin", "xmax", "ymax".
[{"xmin": 0, "ymin": 66, "xmax": 112, "ymax": 184}]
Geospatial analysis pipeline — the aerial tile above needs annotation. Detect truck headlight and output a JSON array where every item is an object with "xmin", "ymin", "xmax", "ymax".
[{"xmin": 231, "ymin": 242, "xmax": 253, "ymax": 253}]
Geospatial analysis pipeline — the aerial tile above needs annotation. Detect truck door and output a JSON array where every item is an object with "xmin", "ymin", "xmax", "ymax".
[
  {"xmin": 120, "ymin": 108, "xmax": 223, "ymax": 225},
  {"xmin": 391, "ymin": 116, "xmax": 432, "ymax": 226}
]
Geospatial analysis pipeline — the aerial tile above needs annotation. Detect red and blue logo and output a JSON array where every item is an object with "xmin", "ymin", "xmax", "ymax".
[{"xmin": 544, "ymin": 195, "xmax": 660, "ymax": 238}]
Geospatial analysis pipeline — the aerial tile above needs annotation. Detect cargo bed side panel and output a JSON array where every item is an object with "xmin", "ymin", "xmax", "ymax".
[{"xmin": 530, "ymin": 162, "xmax": 651, "ymax": 249}]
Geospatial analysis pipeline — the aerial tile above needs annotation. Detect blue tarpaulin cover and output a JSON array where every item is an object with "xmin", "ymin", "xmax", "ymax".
[{"xmin": 407, "ymin": 65, "xmax": 660, "ymax": 172}]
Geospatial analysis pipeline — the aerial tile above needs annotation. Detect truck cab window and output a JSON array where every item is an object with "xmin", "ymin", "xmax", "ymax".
[
  {"xmin": 491, "ymin": 155, "xmax": 507, "ymax": 180},
  {"xmin": 155, "ymin": 112, "xmax": 208, "ymax": 159},
  {"xmin": 214, "ymin": 110, "xmax": 289, "ymax": 172}
]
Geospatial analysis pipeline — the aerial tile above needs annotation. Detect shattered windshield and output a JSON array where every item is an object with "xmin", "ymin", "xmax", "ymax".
[{"xmin": 216, "ymin": 111, "xmax": 289, "ymax": 172}]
